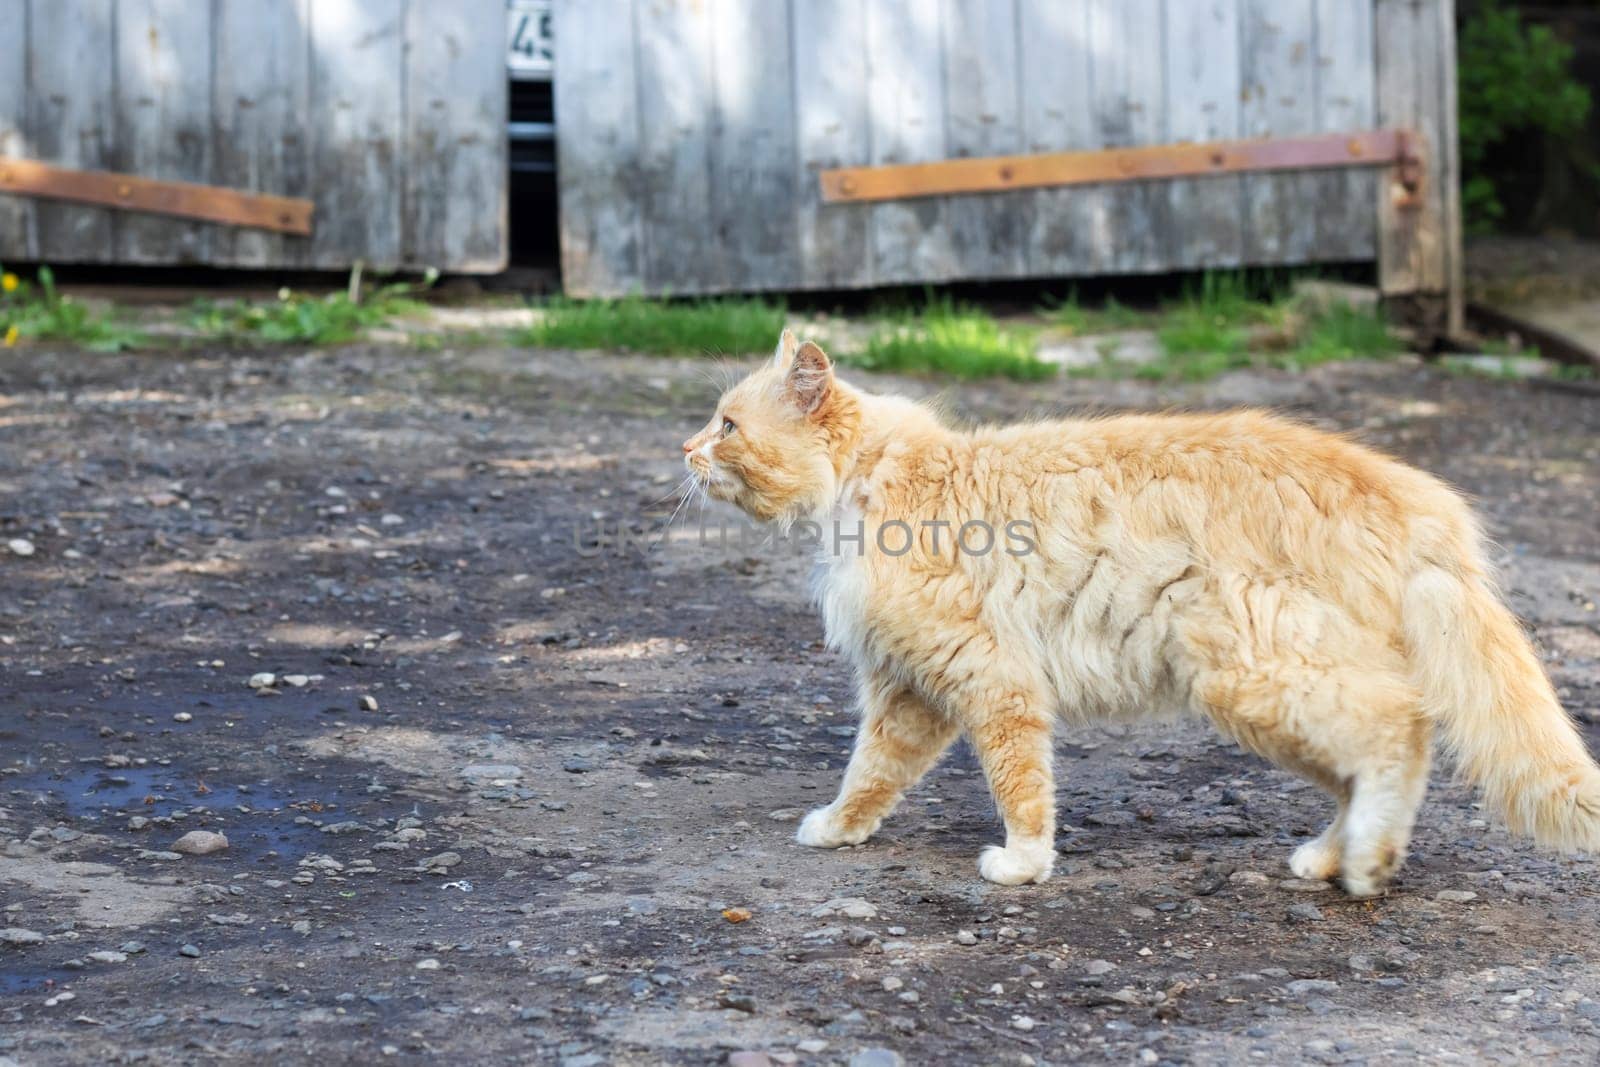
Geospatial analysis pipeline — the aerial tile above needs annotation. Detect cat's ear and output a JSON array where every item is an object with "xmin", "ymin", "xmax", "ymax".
[
  {"xmin": 785, "ymin": 341, "xmax": 833, "ymax": 414},
  {"xmin": 773, "ymin": 328, "xmax": 800, "ymax": 369}
]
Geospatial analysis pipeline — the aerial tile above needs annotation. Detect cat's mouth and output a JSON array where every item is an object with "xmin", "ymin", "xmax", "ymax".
[{"xmin": 685, "ymin": 453, "xmax": 735, "ymax": 500}]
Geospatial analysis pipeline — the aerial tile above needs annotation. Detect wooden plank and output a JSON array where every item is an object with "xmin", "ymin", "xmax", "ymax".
[
  {"xmin": 1017, "ymin": 0, "xmax": 1096, "ymax": 277},
  {"xmin": 1375, "ymin": 0, "xmax": 1454, "ymax": 303},
  {"xmin": 307, "ymin": 0, "xmax": 404, "ymax": 270},
  {"xmin": 707, "ymin": 0, "xmax": 798, "ymax": 292},
  {"xmin": 1163, "ymin": 0, "xmax": 1244, "ymax": 270},
  {"xmin": 113, "ymin": 0, "xmax": 214, "ymax": 264},
  {"xmin": 1240, "ymin": 0, "xmax": 1318, "ymax": 266},
  {"xmin": 0, "ymin": 0, "xmax": 34, "ymax": 260},
  {"xmin": 402, "ymin": 0, "xmax": 507, "ymax": 273},
  {"xmin": 634, "ymin": 0, "xmax": 717, "ymax": 293},
  {"xmin": 1087, "ymin": 0, "xmax": 1167, "ymax": 273},
  {"xmin": 940, "ymin": 0, "xmax": 1025, "ymax": 279},
  {"xmin": 1312, "ymin": 0, "xmax": 1377, "ymax": 261},
  {"xmin": 864, "ymin": 0, "xmax": 956, "ymax": 285},
  {"xmin": 1439, "ymin": 0, "xmax": 1464, "ymax": 334},
  {"xmin": 793, "ymin": 0, "xmax": 873, "ymax": 289},
  {"xmin": 818, "ymin": 131, "xmax": 1409, "ymax": 203},
  {"xmin": 28, "ymin": 0, "xmax": 116, "ymax": 262},
  {"xmin": 211, "ymin": 0, "xmax": 313, "ymax": 268},
  {"xmin": 554, "ymin": 0, "xmax": 643, "ymax": 297},
  {"xmin": 0, "ymin": 157, "xmax": 313, "ymax": 233}
]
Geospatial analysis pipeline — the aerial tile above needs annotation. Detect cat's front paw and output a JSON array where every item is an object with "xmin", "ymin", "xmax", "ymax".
[
  {"xmin": 795, "ymin": 805, "xmax": 874, "ymax": 848},
  {"xmin": 978, "ymin": 842, "xmax": 1054, "ymax": 885}
]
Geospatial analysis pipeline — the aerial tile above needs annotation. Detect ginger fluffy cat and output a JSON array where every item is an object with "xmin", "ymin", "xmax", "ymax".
[{"xmin": 682, "ymin": 330, "xmax": 1600, "ymax": 895}]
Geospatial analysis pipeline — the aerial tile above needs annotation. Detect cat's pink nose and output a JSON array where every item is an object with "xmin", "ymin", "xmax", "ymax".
[{"xmin": 682, "ymin": 438, "xmax": 695, "ymax": 454}]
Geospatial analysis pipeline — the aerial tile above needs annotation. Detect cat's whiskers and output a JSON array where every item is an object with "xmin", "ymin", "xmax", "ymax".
[{"xmin": 649, "ymin": 474, "xmax": 699, "ymax": 553}]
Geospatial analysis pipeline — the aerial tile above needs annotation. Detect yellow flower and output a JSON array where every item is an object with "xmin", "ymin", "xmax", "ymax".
[
  {"xmin": 3, "ymin": 324, "xmax": 18, "ymax": 347},
  {"xmin": 1, "ymin": 272, "xmax": 17, "ymax": 293}
]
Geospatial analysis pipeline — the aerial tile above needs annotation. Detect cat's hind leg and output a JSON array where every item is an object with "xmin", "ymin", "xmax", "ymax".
[
  {"xmin": 1195, "ymin": 658, "xmax": 1426, "ymax": 896},
  {"xmin": 1339, "ymin": 729, "xmax": 1431, "ymax": 898},
  {"xmin": 797, "ymin": 679, "xmax": 957, "ymax": 849}
]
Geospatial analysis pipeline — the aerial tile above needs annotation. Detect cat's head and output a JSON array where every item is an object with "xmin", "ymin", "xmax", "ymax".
[{"xmin": 682, "ymin": 329, "xmax": 851, "ymax": 524}]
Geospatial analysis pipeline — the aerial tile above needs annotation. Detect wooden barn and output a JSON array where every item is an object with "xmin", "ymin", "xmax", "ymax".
[{"xmin": 0, "ymin": 0, "xmax": 1462, "ymax": 327}]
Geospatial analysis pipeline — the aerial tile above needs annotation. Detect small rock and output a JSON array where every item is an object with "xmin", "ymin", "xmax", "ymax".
[
  {"xmin": 881, "ymin": 976, "xmax": 903, "ymax": 991},
  {"xmin": 1280, "ymin": 878, "xmax": 1333, "ymax": 892},
  {"xmin": 797, "ymin": 1041, "xmax": 828, "ymax": 1055},
  {"xmin": 1286, "ymin": 978, "xmax": 1339, "ymax": 997},
  {"xmin": 179, "ymin": 944, "xmax": 201, "ymax": 958},
  {"xmin": 88, "ymin": 950, "xmax": 127, "ymax": 964},
  {"xmin": 766, "ymin": 809, "xmax": 802, "ymax": 822},
  {"xmin": 1434, "ymin": 890, "xmax": 1478, "ymax": 903},
  {"xmin": 0, "ymin": 928, "xmax": 45, "ymax": 946},
  {"xmin": 722, "ymin": 907, "xmax": 753, "ymax": 924},
  {"xmin": 247, "ymin": 672, "xmax": 276, "ymax": 689},
  {"xmin": 172, "ymin": 711, "xmax": 193, "ymax": 723},
  {"xmin": 728, "ymin": 1052, "xmax": 772, "ymax": 1067},
  {"xmin": 461, "ymin": 764, "xmax": 523, "ymax": 781},
  {"xmin": 811, "ymin": 897, "xmax": 877, "ymax": 920},
  {"xmin": 414, "ymin": 958, "xmax": 440, "ymax": 970},
  {"xmin": 127, "ymin": 816, "xmax": 149, "ymax": 831},
  {"xmin": 171, "ymin": 831, "xmax": 229, "ymax": 855},
  {"xmin": 319, "ymin": 821, "xmax": 367, "ymax": 835},
  {"xmin": 1083, "ymin": 959, "xmax": 1117, "ymax": 976},
  {"xmin": 291, "ymin": 920, "xmax": 312, "ymax": 935},
  {"xmin": 8, "ymin": 537, "xmax": 36, "ymax": 557},
  {"xmin": 1011, "ymin": 1015, "xmax": 1037, "ymax": 1032},
  {"xmin": 283, "ymin": 674, "xmax": 310, "ymax": 688},
  {"xmin": 955, "ymin": 930, "xmax": 978, "ymax": 946},
  {"xmin": 1286, "ymin": 902, "xmax": 1325, "ymax": 923},
  {"xmin": 422, "ymin": 851, "xmax": 462, "ymax": 871},
  {"xmin": 718, "ymin": 992, "xmax": 757, "ymax": 1014},
  {"xmin": 359, "ymin": 695, "xmax": 379, "ymax": 712},
  {"xmin": 1229, "ymin": 870, "xmax": 1268, "ymax": 887},
  {"xmin": 848, "ymin": 1050, "xmax": 904, "ymax": 1067}
]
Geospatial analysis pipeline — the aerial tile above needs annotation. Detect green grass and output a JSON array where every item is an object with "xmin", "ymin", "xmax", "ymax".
[
  {"xmin": 1043, "ymin": 289, "xmax": 1147, "ymax": 336},
  {"xmin": 854, "ymin": 296, "xmax": 1052, "ymax": 380},
  {"xmin": 1285, "ymin": 303, "xmax": 1403, "ymax": 367},
  {"xmin": 1113, "ymin": 272, "xmax": 1399, "ymax": 382},
  {"xmin": 519, "ymin": 295, "xmax": 787, "ymax": 356},
  {"xmin": 188, "ymin": 269, "xmax": 435, "ymax": 345},
  {"xmin": 1, "ymin": 265, "xmax": 145, "ymax": 351}
]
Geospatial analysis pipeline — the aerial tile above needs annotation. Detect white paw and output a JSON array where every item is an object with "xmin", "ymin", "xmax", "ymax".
[
  {"xmin": 978, "ymin": 843, "xmax": 1055, "ymax": 886},
  {"xmin": 795, "ymin": 806, "xmax": 872, "ymax": 848},
  {"xmin": 1289, "ymin": 840, "xmax": 1341, "ymax": 881},
  {"xmin": 1340, "ymin": 872, "xmax": 1386, "ymax": 900}
]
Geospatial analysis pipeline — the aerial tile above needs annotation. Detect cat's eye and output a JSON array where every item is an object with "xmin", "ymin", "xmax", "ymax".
[{"xmin": 721, "ymin": 418, "xmax": 737, "ymax": 437}]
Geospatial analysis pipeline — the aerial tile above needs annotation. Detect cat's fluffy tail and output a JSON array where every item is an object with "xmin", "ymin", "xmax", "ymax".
[{"xmin": 1405, "ymin": 561, "xmax": 1600, "ymax": 851}]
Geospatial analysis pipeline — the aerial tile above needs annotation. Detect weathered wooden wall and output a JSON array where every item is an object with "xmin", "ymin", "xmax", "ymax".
[
  {"xmin": 0, "ymin": 0, "xmax": 507, "ymax": 272},
  {"xmin": 557, "ymin": 0, "xmax": 1456, "ymax": 302}
]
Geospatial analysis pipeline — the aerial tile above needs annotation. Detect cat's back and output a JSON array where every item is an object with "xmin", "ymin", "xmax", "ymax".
[{"xmin": 968, "ymin": 408, "xmax": 1445, "ymax": 515}]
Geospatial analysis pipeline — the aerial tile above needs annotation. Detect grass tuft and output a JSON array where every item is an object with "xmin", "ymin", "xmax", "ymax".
[
  {"xmin": 1, "ymin": 264, "xmax": 145, "ymax": 351},
  {"xmin": 188, "ymin": 269, "xmax": 435, "ymax": 345},
  {"xmin": 1043, "ymin": 289, "xmax": 1146, "ymax": 336},
  {"xmin": 1137, "ymin": 272, "xmax": 1399, "ymax": 382},
  {"xmin": 854, "ymin": 295, "xmax": 1052, "ymax": 380},
  {"xmin": 519, "ymin": 295, "xmax": 787, "ymax": 356}
]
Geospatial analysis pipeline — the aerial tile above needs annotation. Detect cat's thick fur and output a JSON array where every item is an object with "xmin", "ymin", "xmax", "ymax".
[{"xmin": 683, "ymin": 331, "xmax": 1600, "ymax": 894}]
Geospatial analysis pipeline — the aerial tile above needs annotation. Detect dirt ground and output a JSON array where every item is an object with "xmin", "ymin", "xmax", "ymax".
[{"xmin": 3, "ymin": 340, "xmax": 1599, "ymax": 1067}]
